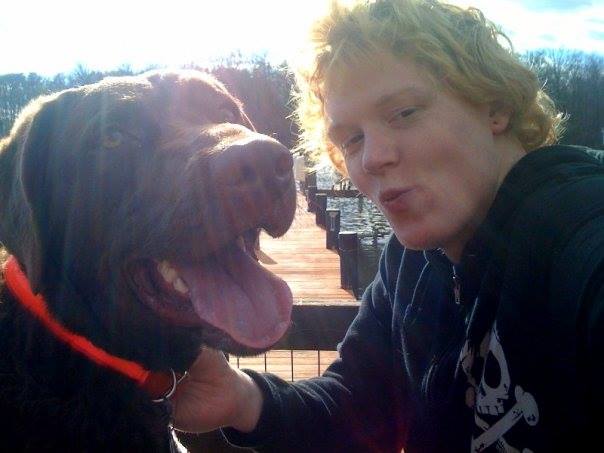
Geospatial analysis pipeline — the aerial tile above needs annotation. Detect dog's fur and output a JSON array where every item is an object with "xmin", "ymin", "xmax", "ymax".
[{"xmin": 0, "ymin": 70, "xmax": 296, "ymax": 450}]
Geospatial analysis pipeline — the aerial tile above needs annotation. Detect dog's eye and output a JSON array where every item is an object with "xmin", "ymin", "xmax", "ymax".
[
  {"xmin": 102, "ymin": 128, "xmax": 124, "ymax": 149},
  {"xmin": 218, "ymin": 106, "xmax": 238, "ymax": 124}
]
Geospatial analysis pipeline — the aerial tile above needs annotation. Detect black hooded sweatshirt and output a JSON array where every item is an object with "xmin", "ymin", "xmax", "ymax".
[{"xmin": 223, "ymin": 145, "xmax": 604, "ymax": 452}]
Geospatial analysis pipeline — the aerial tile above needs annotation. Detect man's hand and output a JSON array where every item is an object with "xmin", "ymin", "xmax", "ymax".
[{"xmin": 170, "ymin": 348, "xmax": 264, "ymax": 433}]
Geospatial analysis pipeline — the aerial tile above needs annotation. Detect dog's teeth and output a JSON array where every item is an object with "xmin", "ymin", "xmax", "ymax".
[
  {"xmin": 158, "ymin": 261, "xmax": 189, "ymax": 294},
  {"xmin": 236, "ymin": 236, "xmax": 246, "ymax": 251},
  {"xmin": 173, "ymin": 277, "xmax": 189, "ymax": 294},
  {"xmin": 158, "ymin": 260, "xmax": 178, "ymax": 284}
]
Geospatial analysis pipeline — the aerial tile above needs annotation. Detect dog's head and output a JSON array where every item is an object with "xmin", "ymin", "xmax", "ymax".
[{"xmin": 0, "ymin": 70, "xmax": 296, "ymax": 370}]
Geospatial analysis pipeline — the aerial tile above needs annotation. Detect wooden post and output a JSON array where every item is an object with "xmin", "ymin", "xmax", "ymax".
[
  {"xmin": 307, "ymin": 185, "xmax": 317, "ymax": 213},
  {"xmin": 326, "ymin": 209, "xmax": 341, "ymax": 250},
  {"xmin": 304, "ymin": 171, "xmax": 317, "ymax": 196},
  {"xmin": 315, "ymin": 193, "xmax": 327, "ymax": 228},
  {"xmin": 294, "ymin": 155, "xmax": 306, "ymax": 192},
  {"xmin": 339, "ymin": 231, "xmax": 359, "ymax": 299}
]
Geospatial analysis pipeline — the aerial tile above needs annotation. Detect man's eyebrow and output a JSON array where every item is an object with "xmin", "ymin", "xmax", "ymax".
[{"xmin": 374, "ymin": 87, "xmax": 429, "ymax": 109}]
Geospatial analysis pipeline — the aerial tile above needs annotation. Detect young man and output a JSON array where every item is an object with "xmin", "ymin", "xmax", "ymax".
[{"xmin": 172, "ymin": 1, "xmax": 603, "ymax": 451}]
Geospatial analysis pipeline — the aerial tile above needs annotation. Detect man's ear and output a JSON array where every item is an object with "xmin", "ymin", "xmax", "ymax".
[{"xmin": 489, "ymin": 101, "xmax": 513, "ymax": 135}]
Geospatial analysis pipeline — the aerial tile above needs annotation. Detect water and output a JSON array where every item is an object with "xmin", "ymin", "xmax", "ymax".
[{"xmin": 315, "ymin": 167, "xmax": 393, "ymax": 296}]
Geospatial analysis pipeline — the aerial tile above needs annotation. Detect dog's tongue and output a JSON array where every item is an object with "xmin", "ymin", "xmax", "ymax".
[{"xmin": 178, "ymin": 246, "xmax": 292, "ymax": 349}]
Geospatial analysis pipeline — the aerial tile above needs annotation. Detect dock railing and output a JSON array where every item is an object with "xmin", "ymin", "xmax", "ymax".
[{"xmin": 230, "ymin": 300, "xmax": 359, "ymax": 380}]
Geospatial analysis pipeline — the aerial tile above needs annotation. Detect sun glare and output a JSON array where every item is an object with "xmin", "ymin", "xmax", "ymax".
[
  {"xmin": 2, "ymin": 0, "xmax": 328, "ymax": 76},
  {"xmin": 1, "ymin": 0, "xmax": 602, "ymax": 76}
]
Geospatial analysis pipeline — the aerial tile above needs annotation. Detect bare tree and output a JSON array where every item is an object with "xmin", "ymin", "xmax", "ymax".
[{"xmin": 524, "ymin": 49, "xmax": 604, "ymax": 148}]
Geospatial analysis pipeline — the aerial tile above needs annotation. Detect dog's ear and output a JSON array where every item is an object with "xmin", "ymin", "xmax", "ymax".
[
  {"xmin": 20, "ymin": 96, "xmax": 60, "ymax": 291},
  {"xmin": 0, "ymin": 91, "xmax": 73, "ymax": 292}
]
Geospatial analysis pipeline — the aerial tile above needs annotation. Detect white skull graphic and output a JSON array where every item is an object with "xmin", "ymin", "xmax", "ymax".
[{"xmin": 476, "ymin": 325, "xmax": 510, "ymax": 416}]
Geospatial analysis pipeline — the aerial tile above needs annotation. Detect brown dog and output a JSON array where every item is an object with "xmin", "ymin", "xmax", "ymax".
[{"xmin": 0, "ymin": 70, "xmax": 296, "ymax": 450}]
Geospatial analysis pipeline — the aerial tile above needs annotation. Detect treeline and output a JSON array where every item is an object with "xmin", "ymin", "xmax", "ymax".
[
  {"xmin": 0, "ymin": 65, "xmax": 139, "ymax": 137},
  {"xmin": 1, "ymin": 50, "xmax": 602, "ymax": 149},
  {"xmin": 0, "ymin": 55, "xmax": 299, "ymax": 150}
]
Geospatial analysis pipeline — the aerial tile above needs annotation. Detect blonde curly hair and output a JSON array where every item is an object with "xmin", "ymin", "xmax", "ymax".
[{"xmin": 293, "ymin": 0, "xmax": 564, "ymax": 174}]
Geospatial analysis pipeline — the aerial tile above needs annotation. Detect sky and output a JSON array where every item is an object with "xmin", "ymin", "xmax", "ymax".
[{"xmin": 1, "ymin": 0, "xmax": 602, "ymax": 77}]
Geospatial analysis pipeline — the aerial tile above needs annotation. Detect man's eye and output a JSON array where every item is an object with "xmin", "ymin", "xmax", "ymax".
[
  {"xmin": 389, "ymin": 107, "xmax": 418, "ymax": 124},
  {"xmin": 340, "ymin": 133, "xmax": 364, "ymax": 154}
]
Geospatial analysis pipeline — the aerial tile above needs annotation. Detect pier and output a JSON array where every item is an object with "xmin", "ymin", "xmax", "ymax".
[
  {"xmin": 258, "ymin": 192, "xmax": 355, "ymax": 301},
  {"xmin": 228, "ymin": 184, "xmax": 363, "ymax": 381}
]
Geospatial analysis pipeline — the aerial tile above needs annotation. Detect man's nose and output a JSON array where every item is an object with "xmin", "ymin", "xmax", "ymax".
[{"xmin": 361, "ymin": 129, "xmax": 400, "ymax": 174}]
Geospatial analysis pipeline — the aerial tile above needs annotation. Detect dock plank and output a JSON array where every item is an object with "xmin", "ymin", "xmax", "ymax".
[{"xmin": 258, "ymin": 192, "xmax": 355, "ymax": 301}]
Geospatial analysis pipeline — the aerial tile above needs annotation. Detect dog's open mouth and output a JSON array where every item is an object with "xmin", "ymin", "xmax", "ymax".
[{"xmin": 129, "ymin": 228, "xmax": 292, "ymax": 351}]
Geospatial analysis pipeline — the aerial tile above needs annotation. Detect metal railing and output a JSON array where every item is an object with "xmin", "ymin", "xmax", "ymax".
[{"xmin": 229, "ymin": 301, "xmax": 359, "ymax": 381}]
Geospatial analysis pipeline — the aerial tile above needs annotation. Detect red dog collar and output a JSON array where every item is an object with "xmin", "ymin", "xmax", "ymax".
[{"xmin": 2, "ymin": 255, "xmax": 178, "ymax": 402}]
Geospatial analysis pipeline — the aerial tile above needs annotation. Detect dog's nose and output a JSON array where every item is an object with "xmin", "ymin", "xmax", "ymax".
[
  {"xmin": 214, "ymin": 136, "xmax": 294, "ymax": 194},
  {"xmin": 202, "ymin": 134, "xmax": 297, "ymax": 242}
]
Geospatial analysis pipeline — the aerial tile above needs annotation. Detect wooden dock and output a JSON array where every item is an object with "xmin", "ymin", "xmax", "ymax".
[
  {"xmin": 228, "ymin": 191, "xmax": 359, "ymax": 380},
  {"xmin": 257, "ymin": 192, "xmax": 355, "ymax": 301}
]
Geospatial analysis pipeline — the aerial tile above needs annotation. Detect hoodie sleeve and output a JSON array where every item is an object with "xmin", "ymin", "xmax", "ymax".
[
  {"xmin": 583, "ymin": 275, "xmax": 604, "ymax": 424},
  {"xmin": 222, "ymin": 237, "xmax": 407, "ymax": 452},
  {"xmin": 548, "ymin": 207, "xmax": 604, "ymax": 439},
  {"xmin": 561, "ymin": 221, "xmax": 604, "ymax": 426}
]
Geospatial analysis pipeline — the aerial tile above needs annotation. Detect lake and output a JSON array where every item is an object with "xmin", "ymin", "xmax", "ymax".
[{"xmin": 316, "ymin": 166, "xmax": 392, "ymax": 296}]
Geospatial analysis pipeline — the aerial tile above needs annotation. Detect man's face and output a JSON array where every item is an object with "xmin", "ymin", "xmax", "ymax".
[{"xmin": 324, "ymin": 54, "xmax": 517, "ymax": 260}]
